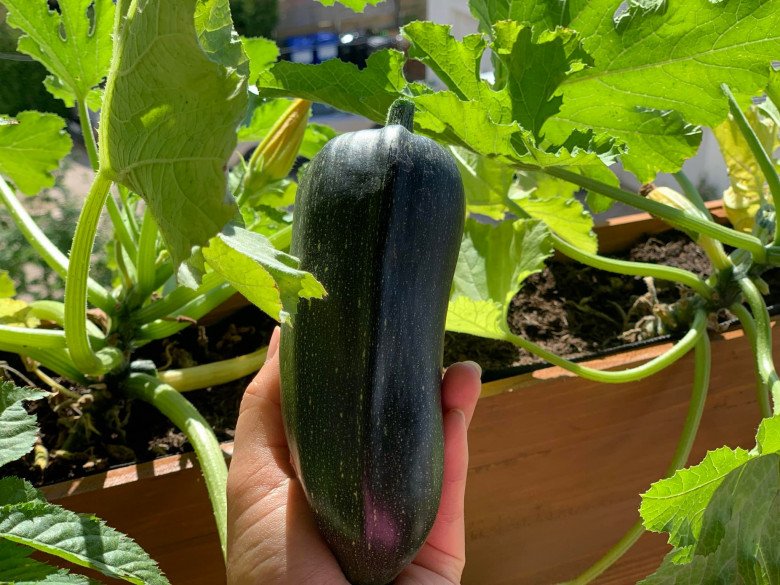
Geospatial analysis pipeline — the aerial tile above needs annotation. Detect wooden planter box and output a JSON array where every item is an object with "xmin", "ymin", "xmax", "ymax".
[{"xmin": 42, "ymin": 203, "xmax": 763, "ymax": 584}]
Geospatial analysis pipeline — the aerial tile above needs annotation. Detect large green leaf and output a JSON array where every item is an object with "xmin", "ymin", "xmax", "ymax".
[
  {"xmin": 0, "ymin": 0, "xmax": 114, "ymax": 106},
  {"xmin": 640, "ymin": 446, "xmax": 753, "ymax": 557},
  {"xmin": 0, "ymin": 383, "xmax": 48, "ymax": 468},
  {"xmin": 257, "ymin": 49, "xmax": 407, "ymax": 122},
  {"xmin": 241, "ymin": 37, "xmax": 280, "ymax": 84},
  {"xmin": 202, "ymin": 225, "xmax": 326, "ymax": 323},
  {"xmin": 0, "ymin": 479, "xmax": 169, "ymax": 585},
  {"xmin": 99, "ymin": 0, "xmax": 247, "ymax": 273},
  {"xmin": 640, "ymin": 454, "xmax": 780, "ymax": 583},
  {"xmin": 545, "ymin": 0, "xmax": 780, "ymax": 181},
  {"xmin": 0, "ymin": 539, "xmax": 95, "ymax": 585},
  {"xmin": 468, "ymin": 0, "xmax": 569, "ymax": 35},
  {"xmin": 446, "ymin": 218, "xmax": 552, "ymax": 339},
  {"xmin": 511, "ymin": 172, "xmax": 597, "ymax": 254},
  {"xmin": 314, "ymin": 0, "xmax": 385, "ymax": 11},
  {"xmin": 0, "ymin": 112, "xmax": 72, "ymax": 195},
  {"xmin": 450, "ymin": 147, "xmax": 513, "ymax": 220}
]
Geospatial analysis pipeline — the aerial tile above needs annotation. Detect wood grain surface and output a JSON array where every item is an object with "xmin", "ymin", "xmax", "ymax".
[{"xmin": 43, "ymin": 318, "xmax": 765, "ymax": 584}]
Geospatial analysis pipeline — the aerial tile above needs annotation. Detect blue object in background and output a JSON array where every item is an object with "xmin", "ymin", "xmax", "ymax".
[
  {"xmin": 313, "ymin": 32, "xmax": 339, "ymax": 63},
  {"xmin": 285, "ymin": 35, "xmax": 315, "ymax": 63}
]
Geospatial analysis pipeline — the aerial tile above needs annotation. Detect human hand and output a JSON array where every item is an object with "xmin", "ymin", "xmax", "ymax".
[{"xmin": 226, "ymin": 326, "xmax": 482, "ymax": 584}]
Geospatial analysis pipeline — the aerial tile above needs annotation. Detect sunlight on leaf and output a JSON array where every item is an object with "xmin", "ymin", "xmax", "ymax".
[
  {"xmin": 0, "ymin": 112, "xmax": 72, "ymax": 195},
  {"xmin": 315, "ymin": 0, "xmax": 385, "ymax": 11}
]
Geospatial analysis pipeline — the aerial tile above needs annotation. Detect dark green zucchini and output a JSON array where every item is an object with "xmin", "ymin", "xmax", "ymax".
[{"xmin": 279, "ymin": 99, "xmax": 465, "ymax": 585}]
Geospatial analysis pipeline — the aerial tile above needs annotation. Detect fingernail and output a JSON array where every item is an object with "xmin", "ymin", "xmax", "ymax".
[
  {"xmin": 266, "ymin": 326, "xmax": 281, "ymax": 362},
  {"xmin": 449, "ymin": 408, "xmax": 466, "ymax": 424},
  {"xmin": 461, "ymin": 360, "xmax": 482, "ymax": 378}
]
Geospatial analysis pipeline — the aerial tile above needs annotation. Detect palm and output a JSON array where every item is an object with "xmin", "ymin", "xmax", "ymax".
[{"xmin": 227, "ymin": 328, "xmax": 481, "ymax": 585}]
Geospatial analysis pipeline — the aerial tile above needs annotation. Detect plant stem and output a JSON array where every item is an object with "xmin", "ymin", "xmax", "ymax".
[
  {"xmin": 125, "ymin": 373, "xmax": 228, "ymax": 559},
  {"xmin": 0, "ymin": 176, "xmax": 112, "ymax": 310},
  {"xmin": 729, "ymin": 302, "xmax": 772, "ymax": 419},
  {"xmin": 64, "ymin": 171, "xmax": 124, "ymax": 376},
  {"xmin": 502, "ymin": 310, "xmax": 706, "ymax": 384},
  {"xmin": 673, "ymin": 171, "xmax": 710, "ymax": 215},
  {"xmin": 28, "ymin": 300, "xmax": 105, "ymax": 341},
  {"xmin": 552, "ymin": 235, "xmax": 711, "ymax": 298},
  {"xmin": 566, "ymin": 332, "xmax": 711, "ymax": 584},
  {"xmin": 159, "ymin": 346, "xmax": 268, "ymax": 392},
  {"xmin": 0, "ymin": 325, "xmax": 69, "ymax": 349},
  {"xmin": 134, "ymin": 282, "xmax": 235, "ymax": 344},
  {"xmin": 543, "ymin": 166, "xmax": 766, "ymax": 261},
  {"xmin": 76, "ymin": 99, "xmax": 99, "ymax": 170},
  {"xmin": 722, "ymin": 84, "xmax": 780, "ymax": 246},
  {"xmin": 737, "ymin": 277, "xmax": 780, "ymax": 414},
  {"xmin": 136, "ymin": 272, "xmax": 224, "ymax": 323},
  {"xmin": 106, "ymin": 193, "xmax": 139, "ymax": 261},
  {"xmin": 136, "ymin": 208, "xmax": 159, "ymax": 300}
]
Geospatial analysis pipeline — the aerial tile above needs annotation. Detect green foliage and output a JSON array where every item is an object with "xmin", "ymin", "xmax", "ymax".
[
  {"xmin": 0, "ymin": 0, "xmax": 114, "ymax": 106},
  {"xmin": 0, "ymin": 112, "xmax": 72, "ymax": 195},
  {"xmin": 314, "ymin": 0, "xmax": 385, "ymax": 11},
  {"xmin": 641, "ymin": 415, "xmax": 780, "ymax": 579},
  {"xmin": 446, "ymin": 218, "xmax": 552, "ymax": 339},
  {"xmin": 202, "ymin": 225, "xmax": 326, "ymax": 323},
  {"xmin": 0, "ymin": 383, "xmax": 48, "ymax": 468},
  {"xmin": 99, "ymin": 0, "xmax": 247, "ymax": 275}
]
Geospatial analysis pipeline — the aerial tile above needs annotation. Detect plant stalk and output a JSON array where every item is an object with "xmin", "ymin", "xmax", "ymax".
[
  {"xmin": 136, "ymin": 208, "xmax": 159, "ymax": 300},
  {"xmin": 64, "ymin": 171, "xmax": 124, "ymax": 376},
  {"xmin": 722, "ymin": 84, "xmax": 780, "ymax": 246},
  {"xmin": 566, "ymin": 332, "xmax": 711, "ymax": 584},
  {"xmin": 729, "ymin": 302, "xmax": 772, "ymax": 419},
  {"xmin": 158, "ymin": 347, "xmax": 268, "ymax": 392},
  {"xmin": 125, "ymin": 373, "xmax": 229, "ymax": 559},
  {"xmin": 542, "ymin": 166, "xmax": 766, "ymax": 261},
  {"xmin": 0, "ymin": 176, "xmax": 112, "ymax": 310},
  {"xmin": 502, "ymin": 310, "xmax": 707, "ymax": 384}
]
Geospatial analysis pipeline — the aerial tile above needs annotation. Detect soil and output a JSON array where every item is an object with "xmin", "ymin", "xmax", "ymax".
[{"xmin": 1, "ymin": 231, "xmax": 775, "ymax": 486}]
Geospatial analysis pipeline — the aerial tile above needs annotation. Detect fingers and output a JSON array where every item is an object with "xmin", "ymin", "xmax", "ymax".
[
  {"xmin": 229, "ymin": 326, "xmax": 293, "ymax": 493},
  {"xmin": 442, "ymin": 361, "xmax": 481, "ymax": 427}
]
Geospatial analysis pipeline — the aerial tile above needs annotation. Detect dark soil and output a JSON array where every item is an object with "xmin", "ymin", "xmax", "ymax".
[{"xmin": 1, "ymin": 231, "xmax": 773, "ymax": 486}]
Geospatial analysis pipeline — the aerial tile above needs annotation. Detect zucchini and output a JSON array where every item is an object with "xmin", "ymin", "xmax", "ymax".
[{"xmin": 280, "ymin": 99, "xmax": 465, "ymax": 585}]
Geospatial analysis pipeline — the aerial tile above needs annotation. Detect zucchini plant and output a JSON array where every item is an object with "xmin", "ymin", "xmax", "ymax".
[
  {"xmin": 253, "ymin": 0, "xmax": 780, "ymax": 582},
  {"xmin": 0, "ymin": 0, "xmax": 330, "ymax": 576}
]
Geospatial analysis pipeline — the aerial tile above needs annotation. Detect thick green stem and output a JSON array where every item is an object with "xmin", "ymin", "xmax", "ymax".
[
  {"xmin": 673, "ymin": 171, "xmax": 710, "ymax": 216},
  {"xmin": 28, "ymin": 300, "xmax": 105, "ymax": 341},
  {"xmin": 0, "ymin": 325, "xmax": 69, "ymax": 349},
  {"xmin": 137, "ymin": 271, "xmax": 225, "ymax": 323},
  {"xmin": 543, "ymin": 167, "xmax": 766, "ymax": 261},
  {"xmin": 106, "ymin": 193, "xmax": 139, "ymax": 261},
  {"xmin": 567, "ymin": 332, "xmax": 711, "ymax": 584},
  {"xmin": 0, "ymin": 176, "xmax": 112, "ymax": 310},
  {"xmin": 136, "ymin": 208, "xmax": 159, "ymax": 300},
  {"xmin": 730, "ymin": 302, "xmax": 772, "ymax": 419},
  {"xmin": 552, "ymin": 235, "xmax": 711, "ymax": 298},
  {"xmin": 737, "ymin": 277, "xmax": 780, "ymax": 414},
  {"xmin": 502, "ymin": 310, "xmax": 706, "ymax": 384},
  {"xmin": 125, "ymin": 373, "xmax": 228, "ymax": 558},
  {"xmin": 0, "ymin": 343, "xmax": 86, "ymax": 383},
  {"xmin": 64, "ymin": 171, "xmax": 123, "ymax": 376},
  {"xmin": 722, "ymin": 84, "xmax": 780, "ymax": 246},
  {"xmin": 77, "ymin": 99, "xmax": 99, "ymax": 170},
  {"xmin": 159, "ymin": 347, "xmax": 268, "ymax": 392}
]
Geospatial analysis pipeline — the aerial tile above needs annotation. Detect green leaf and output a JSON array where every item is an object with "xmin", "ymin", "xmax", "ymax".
[
  {"xmin": 0, "ymin": 477, "xmax": 45, "ymax": 507},
  {"xmin": 0, "ymin": 494, "xmax": 169, "ymax": 585},
  {"xmin": 194, "ymin": 0, "xmax": 248, "ymax": 74},
  {"xmin": 450, "ymin": 147, "xmax": 513, "ymax": 220},
  {"xmin": 545, "ymin": 0, "xmax": 780, "ymax": 181},
  {"xmin": 0, "ymin": 0, "xmax": 114, "ymax": 105},
  {"xmin": 257, "ymin": 49, "xmax": 407, "ymax": 122},
  {"xmin": 0, "ymin": 539, "xmax": 96, "ymax": 585},
  {"xmin": 300, "ymin": 123, "xmax": 337, "ymax": 160},
  {"xmin": 202, "ymin": 225, "xmax": 326, "ymax": 323},
  {"xmin": 0, "ymin": 270, "xmax": 16, "ymax": 298},
  {"xmin": 314, "ymin": 0, "xmax": 385, "ymax": 11},
  {"xmin": 511, "ymin": 172, "xmax": 597, "ymax": 254},
  {"xmin": 468, "ymin": 0, "xmax": 569, "ymax": 35},
  {"xmin": 242, "ymin": 36, "xmax": 280, "ymax": 84},
  {"xmin": 238, "ymin": 99, "xmax": 295, "ymax": 142},
  {"xmin": 0, "ymin": 383, "xmax": 48, "ymax": 468},
  {"xmin": 447, "ymin": 218, "xmax": 552, "ymax": 339},
  {"xmin": 640, "ymin": 446, "xmax": 752, "ymax": 554},
  {"xmin": 756, "ymin": 414, "xmax": 780, "ymax": 455},
  {"xmin": 99, "ymin": 0, "xmax": 247, "ymax": 273},
  {"xmin": 0, "ymin": 112, "xmax": 72, "ymax": 195},
  {"xmin": 0, "ymin": 299, "xmax": 40, "ymax": 328},
  {"xmin": 640, "ymin": 454, "xmax": 780, "ymax": 584}
]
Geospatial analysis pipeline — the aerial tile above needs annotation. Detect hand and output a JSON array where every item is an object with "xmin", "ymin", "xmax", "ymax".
[{"xmin": 226, "ymin": 326, "xmax": 482, "ymax": 585}]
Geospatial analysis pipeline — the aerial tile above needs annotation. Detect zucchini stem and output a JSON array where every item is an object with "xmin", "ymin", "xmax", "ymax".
[
  {"xmin": 730, "ymin": 302, "xmax": 772, "ymax": 419},
  {"xmin": 386, "ymin": 98, "xmax": 415, "ymax": 131},
  {"xmin": 566, "ymin": 332, "xmax": 711, "ymax": 584},
  {"xmin": 158, "ymin": 347, "xmax": 268, "ymax": 392}
]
